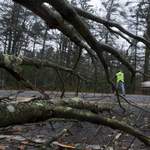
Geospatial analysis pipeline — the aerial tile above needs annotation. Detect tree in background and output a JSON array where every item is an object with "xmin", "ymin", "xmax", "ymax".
[{"xmin": 126, "ymin": 0, "xmax": 150, "ymax": 94}]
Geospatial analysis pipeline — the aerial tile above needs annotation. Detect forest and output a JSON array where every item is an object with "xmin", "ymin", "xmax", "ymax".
[
  {"xmin": 0, "ymin": 0, "xmax": 150, "ymax": 149},
  {"xmin": 0, "ymin": 0, "xmax": 149, "ymax": 94}
]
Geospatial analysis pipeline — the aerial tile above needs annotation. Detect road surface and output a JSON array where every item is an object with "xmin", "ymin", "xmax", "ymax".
[
  {"xmin": 0, "ymin": 90, "xmax": 150, "ymax": 149},
  {"xmin": 0, "ymin": 90, "xmax": 150, "ymax": 107}
]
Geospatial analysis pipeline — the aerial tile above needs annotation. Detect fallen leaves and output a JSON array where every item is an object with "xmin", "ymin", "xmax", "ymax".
[
  {"xmin": 115, "ymin": 133, "xmax": 122, "ymax": 140},
  {"xmin": 20, "ymin": 141, "xmax": 29, "ymax": 145},
  {"xmin": 0, "ymin": 144, "xmax": 9, "ymax": 150},
  {"xmin": 130, "ymin": 113, "xmax": 134, "ymax": 119},
  {"xmin": 13, "ymin": 126, "xmax": 26, "ymax": 131},
  {"xmin": 112, "ymin": 116, "xmax": 116, "ymax": 119},
  {"xmin": 12, "ymin": 132, "xmax": 22, "ymax": 135},
  {"xmin": 26, "ymin": 136, "xmax": 31, "ymax": 139},
  {"xmin": 18, "ymin": 145, "xmax": 26, "ymax": 150},
  {"xmin": 57, "ymin": 143, "xmax": 75, "ymax": 149},
  {"xmin": 0, "ymin": 136, "xmax": 14, "ymax": 141},
  {"xmin": 72, "ymin": 133, "xmax": 75, "ymax": 138},
  {"xmin": 107, "ymin": 134, "xmax": 112, "ymax": 138},
  {"xmin": 19, "ymin": 141, "xmax": 35, "ymax": 146},
  {"xmin": 144, "ymin": 118, "xmax": 149, "ymax": 123},
  {"xmin": 121, "ymin": 146, "xmax": 128, "ymax": 150},
  {"xmin": 37, "ymin": 135, "xmax": 44, "ymax": 138},
  {"xmin": 81, "ymin": 137, "xmax": 87, "ymax": 140},
  {"xmin": 31, "ymin": 127, "xmax": 37, "ymax": 130},
  {"xmin": 124, "ymin": 134, "xmax": 129, "ymax": 137},
  {"xmin": 62, "ymin": 133, "xmax": 76, "ymax": 138},
  {"xmin": 58, "ymin": 138, "xmax": 64, "ymax": 143},
  {"xmin": 123, "ymin": 117, "xmax": 127, "ymax": 120},
  {"xmin": 120, "ymin": 140, "xmax": 127, "ymax": 142},
  {"xmin": 63, "ymin": 133, "xmax": 70, "ymax": 137}
]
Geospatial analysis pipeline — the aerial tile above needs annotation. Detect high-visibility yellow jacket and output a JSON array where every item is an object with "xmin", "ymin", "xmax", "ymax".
[{"xmin": 116, "ymin": 72, "xmax": 124, "ymax": 82}]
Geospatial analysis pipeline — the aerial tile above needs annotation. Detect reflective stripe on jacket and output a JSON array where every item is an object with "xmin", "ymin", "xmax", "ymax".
[{"xmin": 116, "ymin": 72, "xmax": 124, "ymax": 82}]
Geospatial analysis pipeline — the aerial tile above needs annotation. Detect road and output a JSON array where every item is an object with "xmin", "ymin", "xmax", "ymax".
[
  {"xmin": 0, "ymin": 90, "xmax": 150, "ymax": 149},
  {"xmin": 0, "ymin": 90, "xmax": 150, "ymax": 107}
]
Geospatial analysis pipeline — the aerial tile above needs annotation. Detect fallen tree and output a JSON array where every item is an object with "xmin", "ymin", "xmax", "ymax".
[
  {"xmin": 0, "ymin": 0, "xmax": 150, "ymax": 149},
  {"xmin": 1, "ymin": 97, "xmax": 150, "ymax": 148}
]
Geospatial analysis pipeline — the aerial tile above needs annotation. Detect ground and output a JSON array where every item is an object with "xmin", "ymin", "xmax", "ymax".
[{"xmin": 0, "ymin": 119, "xmax": 148, "ymax": 150}]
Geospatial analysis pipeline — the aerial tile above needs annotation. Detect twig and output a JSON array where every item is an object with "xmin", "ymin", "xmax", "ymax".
[
  {"xmin": 39, "ymin": 122, "xmax": 76, "ymax": 150},
  {"xmin": 55, "ymin": 69, "xmax": 65, "ymax": 98}
]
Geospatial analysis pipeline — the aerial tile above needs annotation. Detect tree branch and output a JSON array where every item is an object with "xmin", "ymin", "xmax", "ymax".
[
  {"xmin": 13, "ymin": 0, "xmax": 59, "ymax": 28},
  {"xmin": 1, "ymin": 98, "xmax": 150, "ymax": 146},
  {"xmin": 46, "ymin": 0, "xmax": 135, "ymax": 76},
  {"xmin": 39, "ymin": 122, "xmax": 76, "ymax": 150},
  {"xmin": 72, "ymin": 5, "xmax": 150, "ymax": 48}
]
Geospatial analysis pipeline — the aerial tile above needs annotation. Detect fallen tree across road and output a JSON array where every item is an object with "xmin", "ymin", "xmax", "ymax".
[{"xmin": 0, "ymin": 97, "xmax": 150, "ymax": 148}]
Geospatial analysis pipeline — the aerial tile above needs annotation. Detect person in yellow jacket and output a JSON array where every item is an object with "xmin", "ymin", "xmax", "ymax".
[{"xmin": 112, "ymin": 69, "xmax": 125, "ymax": 96}]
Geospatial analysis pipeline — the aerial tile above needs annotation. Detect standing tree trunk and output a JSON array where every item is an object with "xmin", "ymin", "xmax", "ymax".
[
  {"xmin": 143, "ymin": 9, "xmax": 150, "ymax": 94},
  {"xmin": 41, "ymin": 27, "xmax": 48, "ymax": 59}
]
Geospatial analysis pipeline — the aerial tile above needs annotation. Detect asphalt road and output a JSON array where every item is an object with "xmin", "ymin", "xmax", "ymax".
[
  {"xmin": 1, "ymin": 90, "xmax": 150, "ymax": 149},
  {"xmin": 0, "ymin": 90, "xmax": 150, "ymax": 106}
]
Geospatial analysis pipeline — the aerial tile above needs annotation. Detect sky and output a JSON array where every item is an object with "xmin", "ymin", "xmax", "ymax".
[{"xmin": 0, "ymin": 0, "xmax": 140, "ymax": 50}]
